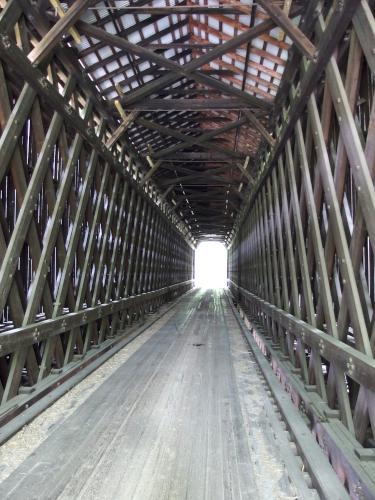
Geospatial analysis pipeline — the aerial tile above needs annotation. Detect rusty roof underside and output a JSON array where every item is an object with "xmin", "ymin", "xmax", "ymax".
[{"xmin": 34, "ymin": 0, "xmax": 303, "ymax": 242}]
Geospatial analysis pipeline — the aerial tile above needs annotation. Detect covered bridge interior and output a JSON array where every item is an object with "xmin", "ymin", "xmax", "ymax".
[{"xmin": 0, "ymin": 0, "xmax": 374, "ymax": 498}]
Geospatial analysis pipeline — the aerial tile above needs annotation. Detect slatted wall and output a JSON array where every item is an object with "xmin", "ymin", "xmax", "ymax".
[
  {"xmin": 0, "ymin": 2, "xmax": 194, "ymax": 414},
  {"xmin": 229, "ymin": 2, "xmax": 375, "ymax": 496}
]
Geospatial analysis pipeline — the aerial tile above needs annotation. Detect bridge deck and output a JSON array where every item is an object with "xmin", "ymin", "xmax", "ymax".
[{"xmin": 0, "ymin": 290, "xmax": 319, "ymax": 499}]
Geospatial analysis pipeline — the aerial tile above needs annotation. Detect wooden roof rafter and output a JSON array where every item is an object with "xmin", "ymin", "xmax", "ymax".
[{"xmin": 8, "ymin": 0, "xmax": 317, "ymax": 240}]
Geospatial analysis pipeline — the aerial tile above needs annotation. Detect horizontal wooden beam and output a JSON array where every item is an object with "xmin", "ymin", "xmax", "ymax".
[
  {"xmin": 100, "ymin": 68, "xmax": 235, "ymax": 89},
  {"xmin": 159, "ymin": 152, "xmax": 247, "ymax": 161},
  {"xmin": 161, "ymin": 173, "xmax": 233, "ymax": 187},
  {"xmin": 136, "ymin": 117, "xmax": 247, "ymax": 160},
  {"xmin": 234, "ymin": 282, "xmax": 375, "ymax": 393},
  {"xmin": 160, "ymin": 165, "xmax": 234, "ymax": 186},
  {"xmin": 88, "ymin": 5, "xmax": 249, "ymax": 15},
  {"xmin": 175, "ymin": 191, "xmax": 226, "ymax": 201},
  {"xmin": 126, "ymin": 98, "xmax": 258, "ymax": 111},
  {"xmin": 147, "ymin": 43, "xmax": 218, "ymax": 50},
  {"xmin": 155, "ymin": 89, "xmax": 221, "ymax": 97},
  {"xmin": 0, "ymin": 280, "xmax": 193, "ymax": 356}
]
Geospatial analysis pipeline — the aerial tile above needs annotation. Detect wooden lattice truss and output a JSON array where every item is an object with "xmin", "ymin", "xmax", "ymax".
[
  {"xmin": 229, "ymin": 0, "xmax": 375, "ymax": 496},
  {"xmin": 0, "ymin": 0, "xmax": 374, "ymax": 497},
  {"xmin": 17, "ymin": 0, "xmax": 308, "ymax": 241}
]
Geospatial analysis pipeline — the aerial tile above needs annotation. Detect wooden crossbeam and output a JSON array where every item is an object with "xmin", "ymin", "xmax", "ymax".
[
  {"xmin": 76, "ymin": 19, "xmax": 278, "ymax": 112},
  {"xmin": 126, "ymin": 98, "xmax": 259, "ymax": 111},
  {"xmin": 160, "ymin": 184, "xmax": 176, "ymax": 201},
  {"xmin": 0, "ymin": 0, "xmax": 22, "ymax": 32},
  {"xmin": 100, "ymin": 68, "xmax": 235, "ymax": 90},
  {"xmin": 28, "ymin": 0, "xmax": 92, "ymax": 65},
  {"xmin": 269, "ymin": 0, "xmax": 362, "ymax": 173},
  {"xmin": 160, "ymin": 165, "xmax": 235, "ymax": 186},
  {"xmin": 274, "ymin": 0, "xmax": 321, "ymax": 113},
  {"xmin": 242, "ymin": 110, "xmax": 275, "ymax": 147},
  {"xmin": 18, "ymin": 0, "xmax": 111, "ymax": 120},
  {"xmin": 106, "ymin": 110, "xmax": 139, "ymax": 149},
  {"xmin": 97, "ymin": 5, "xmax": 301, "ymax": 109},
  {"xmin": 89, "ymin": 5, "xmax": 249, "ymax": 15},
  {"xmin": 140, "ymin": 157, "xmax": 162, "ymax": 186},
  {"xmin": 175, "ymin": 190, "xmax": 226, "ymax": 202},
  {"xmin": 155, "ymin": 89, "xmax": 220, "ymax": 98},
  {"xmin": 147, "ymin": 43, "xmax": 217, "ymax": 50},
  {"xmin": 256, "ymin": 0, "xmax": 317, "ymax": 60},
  {"xmin": 136, "ymin": 117, "xmax": 247, "ymax": 160},
  {"xmin": 236, "ymin": 156, "xmax": 253, "ymax": 182},
  {"xmin": 161, "ymin": 152, "xmax": 247, "ymax": 161},
  {"xmin": 161, "ymin": 172, "xmax": 232, "ymax": 187},
  {"xmin": 85, "ymin": 18, "xmax": 188, "ymax": 73},
  {"xmin": 47, "ymin": 0, "xmax": 81, "ymax": 44},
  {"xmin": 232, "ymin": 0, "xmax": 362, "ymax": 245},
  {"xmin": 0, "ymin": 34, "xmax": 192, "ymax": 251}
]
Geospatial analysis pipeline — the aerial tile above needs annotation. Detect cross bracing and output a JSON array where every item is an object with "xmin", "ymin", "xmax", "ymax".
[{"xmin": 0, "ymin": 1, "xmax": 374, "ymax": 497}]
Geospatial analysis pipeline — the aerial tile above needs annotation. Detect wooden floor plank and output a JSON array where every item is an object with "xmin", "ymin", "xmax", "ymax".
[{"xmin": 0, "ymin": 289, "xmax": 318, "ymax": 499}]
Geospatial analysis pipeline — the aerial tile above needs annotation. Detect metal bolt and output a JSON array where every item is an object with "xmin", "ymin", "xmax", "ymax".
[{"xmin": 0, "ymin": 34, "xmax": 11, "ymax": 49}]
